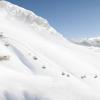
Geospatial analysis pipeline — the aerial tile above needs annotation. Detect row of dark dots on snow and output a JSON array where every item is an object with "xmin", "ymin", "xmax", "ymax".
[
  {"xmin": 33, "ymin": 56, "xmax": 46, "ymax": 69},
  {"xmin": 32, "ymin": 54, "xmax": 71, "ymax": 77},
  {"xmin": 81, "ymin": 74, "xmax": 98, "ymax": 79},
  {"xmin": 61, "ymin": 72, "xmax": 70, "ymax": 77},
  {"xmin": 0, "ymin": 32, "xmax": 99, "ymax": 79},
  {"xmin": 61, "ymin": 72, "xmax": 98, "ymax": 79},
  {"xmin": 33, "ymin": 55, "xmax": 72, "ymax": 78},
  {"xmin": 4, "ymin": 38, "xmax": 100, "ymax": 79},
  {"xmin": 22, "ymin": 44, "xmax": 100, "ymax": 79}
]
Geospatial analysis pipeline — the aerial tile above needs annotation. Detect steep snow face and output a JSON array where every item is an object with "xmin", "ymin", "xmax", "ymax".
[{"xmin": 1, "ymin": 1, "xmax": 100, "ymax": 100}]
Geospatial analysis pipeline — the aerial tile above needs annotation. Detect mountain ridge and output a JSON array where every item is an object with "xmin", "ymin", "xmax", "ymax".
[
  {"xmin": 71, "ymin": 37, "xmax": 100, "ymax": 47},
  {"xmin": 0, "ymin": 0, "xmax": 60, "ymax": 36}
]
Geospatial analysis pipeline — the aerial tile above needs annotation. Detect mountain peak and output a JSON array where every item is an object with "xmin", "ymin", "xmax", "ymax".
[{"xmin": 0, "ymin": 0, "xmax": 58, "ymax": 34}]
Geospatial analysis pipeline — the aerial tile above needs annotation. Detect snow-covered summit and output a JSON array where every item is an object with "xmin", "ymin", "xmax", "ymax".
[{"xmin": 0, "ymin": 0, "xmax": 58, "ymax": 34}]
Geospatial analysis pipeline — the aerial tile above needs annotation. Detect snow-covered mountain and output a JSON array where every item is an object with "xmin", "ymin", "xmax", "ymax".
[
  {"xmin": 72, "ymin": 37, "xmax": 100, "ymax": 47},
  {"xmin": 0, "ymin": 0, "xmax": 100, "ymax": 100}
]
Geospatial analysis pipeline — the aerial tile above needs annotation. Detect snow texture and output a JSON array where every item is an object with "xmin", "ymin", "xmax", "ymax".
[{"xmin": 0, "ymin": 0, "xmax": 100, "ymax": 100}]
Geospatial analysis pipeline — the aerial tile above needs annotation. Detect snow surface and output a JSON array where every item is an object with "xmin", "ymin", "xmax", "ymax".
[{"xmin": 0, "ymin": 0, "xmax": 100, "ymax": 100}]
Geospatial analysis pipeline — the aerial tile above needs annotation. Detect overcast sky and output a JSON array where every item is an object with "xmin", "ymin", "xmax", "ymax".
[{"xmin": 7, "ymin": 0, "xmax": 100, "ymax": 38}]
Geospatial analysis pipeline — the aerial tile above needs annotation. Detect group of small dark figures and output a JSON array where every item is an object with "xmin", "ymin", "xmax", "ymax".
[
  {"xmin": 0, "ymin": 32, "xmax": 99, "ymax": 79},
  {"xmin": 61, "ymin": 72, "xmax": 98, "ymax": 79}
]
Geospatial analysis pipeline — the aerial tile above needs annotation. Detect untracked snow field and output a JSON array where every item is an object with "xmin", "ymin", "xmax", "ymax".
[{"xmin": 0, "ymin": 1, "xmax": 100, "ymax": 100}]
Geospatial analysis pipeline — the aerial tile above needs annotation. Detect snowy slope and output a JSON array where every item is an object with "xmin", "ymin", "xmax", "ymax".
[{"xmin": 0, "ymin": 0, "xmax": 100, "ymax": 100}]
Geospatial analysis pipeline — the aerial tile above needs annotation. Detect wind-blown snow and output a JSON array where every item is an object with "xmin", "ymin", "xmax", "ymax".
[{"xmin": 0, "ymin": 0, "xmax": 100, "ymax": 100}]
